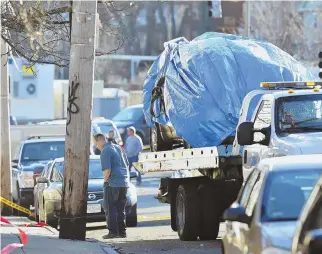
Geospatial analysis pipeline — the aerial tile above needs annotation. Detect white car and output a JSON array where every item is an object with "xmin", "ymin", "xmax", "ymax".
[{"xmin": 222, "ymin": 154, "xmax": 322, "ymax": 254}]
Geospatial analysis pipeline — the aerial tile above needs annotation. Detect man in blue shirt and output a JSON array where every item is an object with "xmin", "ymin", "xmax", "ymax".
[
  {"xmin": 125, "ymin": 127, "xmax": 143, "ymax": 184},
  {"xmin": 94, "ymin": 133, "xmax": 130, "ymax": 239}
]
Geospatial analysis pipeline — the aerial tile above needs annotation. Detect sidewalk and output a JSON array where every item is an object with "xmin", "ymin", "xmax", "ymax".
[{"xmin": 0, "ymin": 217, "xmax": 118, "ymax": 254}]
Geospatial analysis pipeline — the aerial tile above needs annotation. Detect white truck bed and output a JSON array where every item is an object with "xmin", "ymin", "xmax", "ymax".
[{"xmin": 136, "ymin": 147, "xmax": 220, "ymax": 173}]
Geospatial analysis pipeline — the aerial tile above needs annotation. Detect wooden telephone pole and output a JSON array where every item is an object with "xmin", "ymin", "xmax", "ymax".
[
  {"xmin": 1, "ymin": 38, "xmax": 13, "ymax": 215},
  {"xmin": 59, "ymin": 0, "xmax": 97, "ymax": 240}
]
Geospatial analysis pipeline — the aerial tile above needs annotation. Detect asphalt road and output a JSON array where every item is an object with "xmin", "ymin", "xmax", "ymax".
[{"xmin": 86, "ymin": 172, "xmax": 224, "ymax": 254}]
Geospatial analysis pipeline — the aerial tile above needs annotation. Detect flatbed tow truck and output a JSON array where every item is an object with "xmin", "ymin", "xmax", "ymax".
[{"xmin": 135, "ymin": 81, "xmax": 322, "ymax": 241}]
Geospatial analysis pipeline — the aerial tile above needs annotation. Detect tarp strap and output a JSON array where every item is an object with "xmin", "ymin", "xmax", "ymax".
[{"xmin": 150, "ymin": 77, "xmax": 166, "ymax": 119}]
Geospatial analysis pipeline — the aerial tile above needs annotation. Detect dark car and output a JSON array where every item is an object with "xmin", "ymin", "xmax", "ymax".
[
  {"xmin": 292, "ymin": 175, "xmax": 322, "ymax": 254},
  {"xmin": 112, "ymin": 104, "xmax": 149, "ymax": 145},
  {"xmin": 35, "ymin": 155, "xmax": 138, "ymax": 228}
]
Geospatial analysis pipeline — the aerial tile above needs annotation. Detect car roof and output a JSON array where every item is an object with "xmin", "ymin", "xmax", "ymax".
[
  {"xmin": 92, "ymin": 118, "xmax": 114, "ymax": 124},
  {"xmin": 258, "ymin": 154, "xmax": 322, "ymax": 172},
  {"xmin": 126, "ymin": 104, "xmax": 143, "ymax": 109},
  {"xmin": 24, "ymin": 138, "xmax": 65, "ymax": 144},
  {"xmin": 54, "ymin": 155, "xmax": 100, "ymax": 162}
]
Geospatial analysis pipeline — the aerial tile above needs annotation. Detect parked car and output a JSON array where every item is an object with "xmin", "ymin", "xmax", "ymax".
[
  {"xmin": 292, "ymin": 175, "xmax": 322, "ymax": 254},
  {"xmin": 222, "ymin": 154, "xmax": 322, "ymax": 254},
  {"xmin": 10, "ymin": 115, "xmax": 17, "ymax": 125},
  {"xmin": 37, "ymin": 117, "xmax": 123, "ymax": 149},
  {"xmin": 11, "ymin": 136, "xmax": 65, "ymax": 211},
  {"xmin": 112, "ymin": 104, "xmax": 150, "ymax": 145},
  {"xmin": 35, "ymin": 155, "xmax": 138, "ymax": 228}
]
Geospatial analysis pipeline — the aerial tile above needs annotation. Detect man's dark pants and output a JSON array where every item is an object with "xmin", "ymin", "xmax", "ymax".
[
  {"xmin": 103, "ymin": 182, "xmax": 128, "ymax": 235},
  {"xmin": 128, "ymin": 155, "xmax": 142, "ymax": 183}
]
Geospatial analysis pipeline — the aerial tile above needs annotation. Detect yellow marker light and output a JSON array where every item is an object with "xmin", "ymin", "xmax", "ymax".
[
  {"xmin": 288, "ymin": 89, "xmax": 294, "ymax": 94},
  {"xmin": 306, "ymin": 81, "xmax": 315, "ymax": 87},
  {"xmin": 314, "ymin": 86, "xmax": 320, "ymax": 92},
  {"xmin": 260, "ymin": 82, "xmax": 276, "ymax": 88}
]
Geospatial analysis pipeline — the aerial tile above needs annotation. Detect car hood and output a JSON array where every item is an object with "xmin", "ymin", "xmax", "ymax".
[
  {"xmin": 88, "ymin": 179, "xmax": 104, "ymax": 192},
  {"xmin": 262, "ymin": 221, "xmax": 297, "ymax": 250},
  {"xmin": 280, "ymin": 132, "xmax": 322, "ymax": 154},
  {"xmin": 22, "ymin": 160, "xmax": 51, "ymax": 167},
  {"xmin": 113, "ymin": 121, "xmax": 134, "ymax": 128}
]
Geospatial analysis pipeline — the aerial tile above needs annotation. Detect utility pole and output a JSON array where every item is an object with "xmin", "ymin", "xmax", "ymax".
[
  {"xmin": 59, "ymin": 0, "xmax": 97, "ymax": 241},
  {"xmin": 1, "ymin": 38, "xmax": 13, "ymax": 215},
  {"xmin": 243, "ymin": 0, "xmax": 250, "ymax": 37}
]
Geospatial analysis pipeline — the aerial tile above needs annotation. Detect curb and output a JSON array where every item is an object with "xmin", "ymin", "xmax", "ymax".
[{"xmin": 100, "ymin": 243, "xmax": 120, "ymax": 254}]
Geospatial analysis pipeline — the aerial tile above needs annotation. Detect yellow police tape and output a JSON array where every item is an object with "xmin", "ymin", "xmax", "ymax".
[
  {"xmin": 0, "ymin": 197, "xmax": 32, "ymax": 216},
  {"xmin": 143, "ymin": 145, "xmax": 150, "ymax": 150},
  {"xmin": 0, "ymin": 196, "xmax": 170, "ymax": 221},
  {"xmin": 138, "ymin": 215, "xmax": 171, "ymax": 221}
]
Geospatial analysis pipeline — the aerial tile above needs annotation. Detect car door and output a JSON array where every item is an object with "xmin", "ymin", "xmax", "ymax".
[
  {"xmin": 243, "ymin": 100, "xmax": 273, "ymax": 174},
  {"xmin": 35, "ymin": 162, "xmax": 52, "ymax": 210},
  {"xmin": 38, "ymin": 163, "xmax": 54, "ymax": 219},
  {"xmin": 225, "ymin": 169, "xmax": 260, "ymax": 253},
  {"xmin": 225, "ymin": 169, "xmax": 264, "ymax": 254}
]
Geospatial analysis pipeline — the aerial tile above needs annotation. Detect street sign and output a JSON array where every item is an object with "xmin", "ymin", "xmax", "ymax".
[{"xmin": 22, "ymin": 65, "xmax": 34, "ymax": 75}]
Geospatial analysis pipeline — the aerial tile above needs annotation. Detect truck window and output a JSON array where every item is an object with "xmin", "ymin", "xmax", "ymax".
[
  {"xmin": 276, "ymin": 94, "xmax": 322, "ymax": 134},
  {"xmin": 253, "ymin": 100, "xmax": 272, "ymax": 142}
]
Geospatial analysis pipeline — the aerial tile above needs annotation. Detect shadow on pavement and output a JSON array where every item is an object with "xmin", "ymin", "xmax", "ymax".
[
  {"xmin": 86, "ymin": 219, "xmax": 170, "ymax": 231},
  {"xmin": 110, "ymin": 238, "xmax": 223, "ymax": 254},
  {"xmin": 136, "ymin": 219, "xmax": 170, "ymax": 227}
]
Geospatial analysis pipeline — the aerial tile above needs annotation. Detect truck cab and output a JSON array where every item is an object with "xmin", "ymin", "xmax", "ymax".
[{"xmin": 236, "ymin": 81, "xmax": 322, "ymax": 173}]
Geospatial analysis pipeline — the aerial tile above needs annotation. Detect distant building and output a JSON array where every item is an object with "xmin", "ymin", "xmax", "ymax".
[{"xmin": 8, "ymin": 58, "xmax": 55, "ymax": 123}]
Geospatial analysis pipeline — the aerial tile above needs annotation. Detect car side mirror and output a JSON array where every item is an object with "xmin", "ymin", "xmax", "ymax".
[
  {"xmin": 130, "ymin": 171, "xmax": 138, "ymax": 179},
  {"xmin": 12, "ymin": 159, "xmax": 18, "ymax": 164},
  {"xmin": 36, "ymin": 177, "xmax": 49, "ymax": 184},
  {"xmin": 223, "ymin": 204, "xmax": 251, "ymax": 225},
  {"xmin": 237, "ymin": 122, "xmax": 254, "ymax": 146},
  {"xmin": 303, "ymin": 229, "xmax": 322, "ymax": 254}
]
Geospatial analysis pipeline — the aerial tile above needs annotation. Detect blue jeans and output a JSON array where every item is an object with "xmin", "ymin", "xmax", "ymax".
[
  {"xmin": 103, "ymin": 183, "xmax": 128, "ymax": 235},
  {"xmin": 128, "ymin": 155, "xmax": 142, "ymax": 183}
]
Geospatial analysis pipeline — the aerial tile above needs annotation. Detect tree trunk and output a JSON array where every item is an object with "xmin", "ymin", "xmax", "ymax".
[
  {"xmin": 0, "ymin": 38, "xmax": 13, "ymax": 215},
  {"xmin": 59, "ymin": 0, "xmax": 97, "ymax": 241}
]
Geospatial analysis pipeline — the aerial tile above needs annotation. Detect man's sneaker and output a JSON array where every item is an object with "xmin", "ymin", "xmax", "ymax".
[{"xmin": 102, "ymin": 233, "xmax": 118, "ymax": 239}]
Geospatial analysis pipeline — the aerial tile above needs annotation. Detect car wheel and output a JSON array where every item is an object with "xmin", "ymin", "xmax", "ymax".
[
  {"xmin": 126, "ymin": 204, "xmax": 137, "ymax": 227},
  {"xmin": 44, "ymin": 201, "xmax": 58, "ymax": 229}
]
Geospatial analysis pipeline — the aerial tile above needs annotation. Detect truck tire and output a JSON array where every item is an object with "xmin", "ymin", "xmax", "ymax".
[
  {"xmin": 170, "ymin": 197, "xmax": 177, "ymax": 231},
  {"xmin": 176, "ymin": 184, "xmax": 199, "ymax": 241},
  {"xmin": 150, "ymin": 124, "xmax": 172, "ymax": 152},
  {"xmin": 198, "ymin": 185, "xmax": 220, "ymax": 240}
]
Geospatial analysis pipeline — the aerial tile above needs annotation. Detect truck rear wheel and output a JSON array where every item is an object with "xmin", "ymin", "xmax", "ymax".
[
  {"xmin": 176, "ymin": 184, "xmax": 199, "ymax": 241},
  {"xmin": 198, "ymin": 185, "xmax": 220, "ymax": 240}
]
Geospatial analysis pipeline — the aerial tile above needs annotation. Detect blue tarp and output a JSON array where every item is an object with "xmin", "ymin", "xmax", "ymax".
[{"xmin": 143, "ymin": 32, "xmax": 314, "ymax": 148}]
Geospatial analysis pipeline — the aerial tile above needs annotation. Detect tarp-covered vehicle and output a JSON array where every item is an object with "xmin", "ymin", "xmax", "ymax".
[{"xmin": 143, "ymin": 32, "xmax": 314, "ymax": 151}]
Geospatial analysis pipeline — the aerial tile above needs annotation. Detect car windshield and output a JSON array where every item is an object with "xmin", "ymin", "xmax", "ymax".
[
  {"xmin": 112, "ymin": 107, "xmax": 143, "ymax": 122},
  {"xmin": 54, "ymin": 159, "xmax": 103, "ymax": 180},
  {"xmin": 94, "ymin": 123, "xmax": 121, "ymax": 140},
  {"xmin": 261, "ymin": 170, "xmax": 321, "ymax": 222},
  {"xmin": 21, "ymin": 141, "xmax": 65, "ymax": 165},
  {"xmin": 277, "ymin": 94, "xmax": 322, "ymax": 133}
]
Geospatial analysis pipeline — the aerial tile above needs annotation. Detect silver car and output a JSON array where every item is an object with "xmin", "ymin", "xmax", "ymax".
[{"xmin": 222, "ymin": 154, "xmax": 322, "ymax": 254}]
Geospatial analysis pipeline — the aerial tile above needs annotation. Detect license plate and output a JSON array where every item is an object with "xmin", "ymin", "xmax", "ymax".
[{"xmin": 87, "ymin": 204, "xmax": 101, "ymax": 214}]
